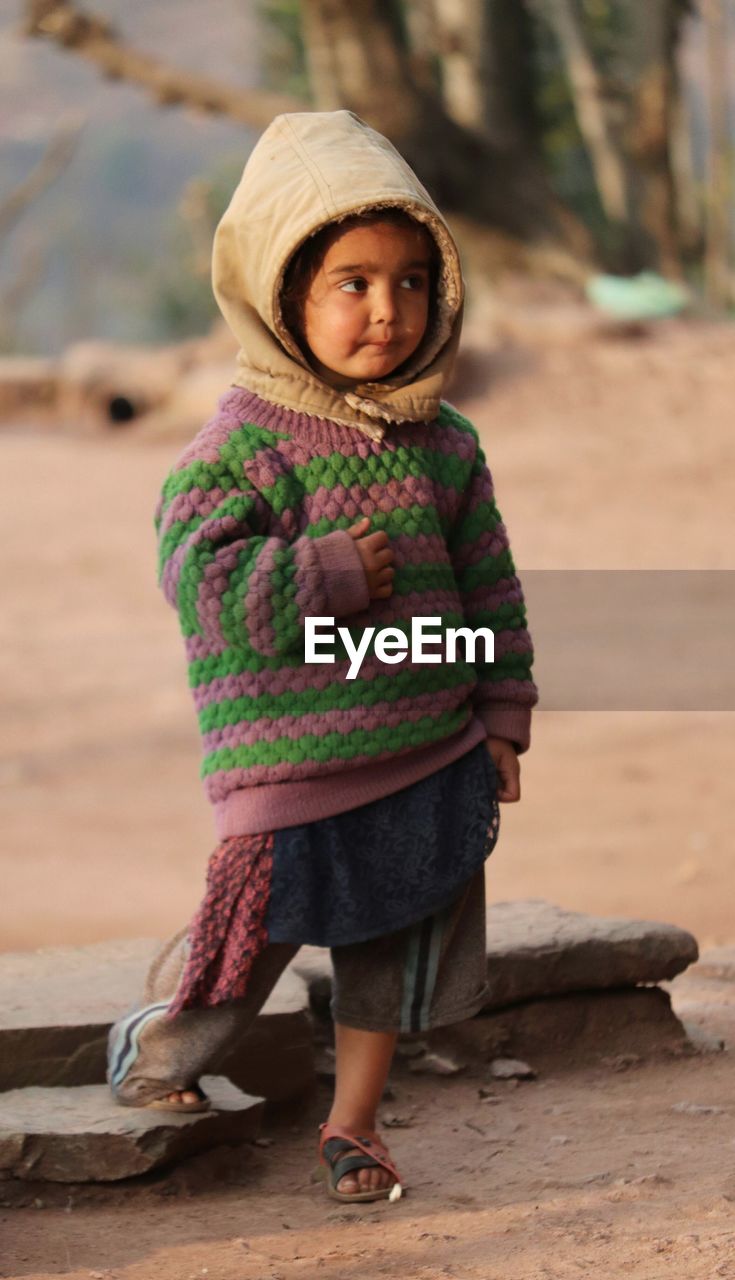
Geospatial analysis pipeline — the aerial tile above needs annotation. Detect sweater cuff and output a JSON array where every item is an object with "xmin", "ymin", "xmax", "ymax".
[
  {"xmin": 475, "ymin": 701, "xmax": 533, "ymax": 754},
  {"xmin": 314, "ymin": 530, "xmax": 370, "ymax": 618}
]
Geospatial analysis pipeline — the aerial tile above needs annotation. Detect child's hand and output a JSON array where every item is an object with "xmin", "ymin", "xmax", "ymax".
[
  {"xmin": 486, "ymin": 736, "xmax": 521, "ymax": 803},
  {"xmin": 347, "ymin": 516, "xmax": 395, "ymax": 599}
]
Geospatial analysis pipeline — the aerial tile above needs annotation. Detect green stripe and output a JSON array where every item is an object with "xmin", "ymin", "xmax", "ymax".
[
  {"xmin": 454, "ymin": 548, "xmax": 515, "ymax": 593},
  {"xmin": 260, "ymin": 443, "xmax": 471, "ymax": 504},
  {"xmin": 198, "ymin": 663, "xmax": 474, "ymax": 731},
  {"xmin": 305, "ymin": 503, "xmax": 450, "ymax": 540},
  {"xmin": 200, "ymin": 706, "xmax": 468, "ymax": 775},
  {"xmin": 158, "ymin": 423, "xmax": 291, "ymax": 514}
]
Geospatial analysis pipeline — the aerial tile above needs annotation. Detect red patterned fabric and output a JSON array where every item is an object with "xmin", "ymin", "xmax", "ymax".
[{"xmin": 166, "ymin": 832, "xmax": 274, "ymax": 1017}]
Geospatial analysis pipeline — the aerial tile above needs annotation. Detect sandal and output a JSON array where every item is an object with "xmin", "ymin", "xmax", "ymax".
[
  {"xmin": 115, "ymin": 1082, "xmax": 212, "ymax": 1114},
  {"xmin": 318, "ymin": 1122, "xmax": 403, "ymax": 1203}
]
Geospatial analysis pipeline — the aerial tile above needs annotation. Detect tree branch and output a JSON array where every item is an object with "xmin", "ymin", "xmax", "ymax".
[
  {"xmin": 22, "ymin": 0, "xmax": 306, "ymax": 128},
  {"xmin": 0, "ymin": 110, "xmax": 85, "ymax": 239}
]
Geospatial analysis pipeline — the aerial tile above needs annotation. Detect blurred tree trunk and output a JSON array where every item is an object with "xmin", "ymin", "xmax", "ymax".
[
  {"xmin": 620, "ymin": 0, "xmax": 688, "ymax": 276},
  {"xmin": 539, "ymin": 0, "xmax": 630, "ymax": 225},
  {"xmin": 535, "ymin": 0, "xmax": 689, "ymax": 273},
  {"xmin": 24, "ymin": 0, "xmax": 594, "ymax": 268},
  {"xmin": 300, "ymin": 0, "xmax": 589, "ymax": 253},
  {"xmin": 702, "ymin": 0, "xmax": 732, "ymax": 306}
]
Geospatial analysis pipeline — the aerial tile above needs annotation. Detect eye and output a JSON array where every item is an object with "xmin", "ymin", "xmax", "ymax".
[
  {"xmin": 401, "ymin": 273, "xmax": 428, "ymax": 291},
  {"xmin": 339, "ymin": 278, "xmax": 368, "ymax": 293}
]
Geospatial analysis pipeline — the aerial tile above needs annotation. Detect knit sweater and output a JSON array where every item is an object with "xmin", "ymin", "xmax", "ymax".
[{"xmin": 155, "ymin": 386, "xmax": 538, "ymax": 836}]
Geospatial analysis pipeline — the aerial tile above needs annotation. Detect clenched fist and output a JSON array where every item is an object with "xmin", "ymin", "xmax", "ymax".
[{"xmin": 347, "ymin": 516, "xmax": 395, "ymax": 600}]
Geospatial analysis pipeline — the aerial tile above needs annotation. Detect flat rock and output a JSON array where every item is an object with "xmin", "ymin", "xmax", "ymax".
[
  {"xmin": 0, "ymin": 940, "xmax": 313, "ymax": 1101},
  {"xmin": 429, "ymin": 987, "xmax": 688, "ymax": 1068},
  {"xmin": 483, "ymin": 900, "xmax": 698, "ymax": 1009},
  {"xmin": 292, "ymin": 902, "xmax": 698, "ymax": 1015},
  {"xmin": 0, "ymin": 1076, "xmax": 263, "ymax": 1182}
]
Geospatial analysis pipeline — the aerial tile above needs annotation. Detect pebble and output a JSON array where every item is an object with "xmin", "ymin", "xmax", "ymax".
[
  {"xmin": 489, "ymin": 1057, "xmax": 536, "ymax": 1080},
  {"xmin": 408, "ymin": 1051, "xmax": 466, "ymax": 1076},
  {"xmin": 601, "ymin": 1053, "xmax": 642, "ymax": 1071},
  {"xmin": 671, "ymin": 1102, "xmax": 727, "ymax": 1116}
]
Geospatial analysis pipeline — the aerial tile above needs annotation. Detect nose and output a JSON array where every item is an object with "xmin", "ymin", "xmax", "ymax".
[{"xmin": 369, "ymin": 283, "xmax": 399, "ymax": 327}]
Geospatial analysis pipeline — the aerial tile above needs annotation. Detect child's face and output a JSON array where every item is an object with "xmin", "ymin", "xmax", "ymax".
[{"xmin": 301, "ymin": 221, "xmax": 433, "ymax": 389}]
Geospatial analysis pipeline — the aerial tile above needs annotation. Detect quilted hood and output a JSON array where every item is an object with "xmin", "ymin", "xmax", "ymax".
[{"xmin": 211, "ymin": 110, "xmax": 465, "ymax": 439}]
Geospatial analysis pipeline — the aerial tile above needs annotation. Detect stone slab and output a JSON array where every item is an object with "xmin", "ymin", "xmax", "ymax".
[
  {"xmin": 483, "ymin": 900, "xmax": 698, "ymax": 1008},
  {"xmin": 428, "ymin": 987, "xmax": 688, "ymax": 1068},
  {"xmin": 292, "ymin": 900, "xmax": 699, "ymax": 1014},
  {"xmin": 0, "ymin": 940, "xmax": 314, "ymax": 1101},
  {"xmin": 0, "ymin": 1076, "xmax": 263, "ymax": 1182}
]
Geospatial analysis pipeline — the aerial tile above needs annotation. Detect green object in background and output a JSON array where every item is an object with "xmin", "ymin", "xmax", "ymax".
[{"xmin": 585, "ymin": 271, "xmax": 690, "ymax": 320}]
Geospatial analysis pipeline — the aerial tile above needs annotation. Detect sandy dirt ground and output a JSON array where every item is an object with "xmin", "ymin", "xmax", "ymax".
[{"xmin": 2, "ymin": 316, "xmax": 734, "ymax": 1277}]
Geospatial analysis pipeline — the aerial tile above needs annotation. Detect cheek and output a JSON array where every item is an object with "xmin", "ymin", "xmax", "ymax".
[{"xmin": 304, "ymin": 296, "xmax": 362, "ymax": 354}]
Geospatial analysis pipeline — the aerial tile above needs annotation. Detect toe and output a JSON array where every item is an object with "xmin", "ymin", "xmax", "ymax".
[
  {"xmin": 180, "ymin": 1090, "xmax": 202, "ymax": 1105},
  {"xmin": 337, "ymin": 1172, "xmax": 359, "ymax": 1194}
]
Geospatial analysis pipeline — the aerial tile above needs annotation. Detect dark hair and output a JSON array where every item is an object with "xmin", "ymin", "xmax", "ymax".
[{"xmin": 280, "ymin": 207, "xmax": 439, "ymax": 359}]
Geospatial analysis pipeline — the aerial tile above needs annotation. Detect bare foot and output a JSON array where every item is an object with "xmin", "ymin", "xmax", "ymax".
[
  {"xmin": 162, "ymin": 1090, "xmax": 204, "ymax": 1106},
  {"xmin": 336, "ymin": 1152, "xmax": 395, "ymax": 1195}
]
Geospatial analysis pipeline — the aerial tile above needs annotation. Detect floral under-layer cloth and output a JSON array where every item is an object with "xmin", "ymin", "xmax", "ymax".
[{"xmin": 167, "ymin": 741, "xmax": 500, "ymax": 1016}]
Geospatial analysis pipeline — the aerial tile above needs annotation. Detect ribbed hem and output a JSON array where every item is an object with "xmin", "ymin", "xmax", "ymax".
[
  {"xmin": 213, "ymin": 715, "xmax": 488, "ymax": 837},
  {"xmin": 475, "ymin": 701, "xmax": 532, "ymax": 754},
  {"xmin": 313, "ymin": 529, "xmax": 370, "ymax": 618}
]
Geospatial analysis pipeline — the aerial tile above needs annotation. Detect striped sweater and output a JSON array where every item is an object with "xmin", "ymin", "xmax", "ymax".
[{"xmin": 155, "ymin": 386, "xmax": 538, "ymax": 836}]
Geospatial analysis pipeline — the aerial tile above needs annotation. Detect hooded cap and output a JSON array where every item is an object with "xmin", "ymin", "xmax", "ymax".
[{"xmin": 211, "ymin": 110, "xmax": 465, "ymax": 440}]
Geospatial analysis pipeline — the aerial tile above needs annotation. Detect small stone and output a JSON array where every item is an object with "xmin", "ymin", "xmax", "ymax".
[
  {"xmin": 489, "ymin": 1057, "xmax": 536, "ymax": 1080},
  {"xmin": 381, "ymin": 1113, "xmax": 415, "ymax": 1128},
  {"xmin": 477, "ymin": 1087, "xmax": 500, "ymax": 1102},
  {"xmin": 408, "ymin": 1051, "xmax": 466, "ymax": 1076},
  {"xmin": 395, "ymin": 1039, "xmax": 429, "ymax": 1059},
  {"xmin": 253, "ymin": 1137, "xmax": 273, "ymax": 1147},
  {"xmin": 671, "ymin": 1102, "xmax": 726, "ymax": 1116},
  {"xmin": 601, "ymin": 1053, "xmax": 641, "ymax": 1071},
  {"xmin": 549, "ymin": 1135, "xmax": 571, "ymax": 1146}
]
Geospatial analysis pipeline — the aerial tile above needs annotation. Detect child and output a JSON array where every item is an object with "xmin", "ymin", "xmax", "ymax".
[{"xmin": 107, "ymin": 110, "xmax": 538, "ymax": 1203}]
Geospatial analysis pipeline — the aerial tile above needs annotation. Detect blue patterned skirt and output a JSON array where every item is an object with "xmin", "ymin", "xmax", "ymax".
[{"xmin": 265, "ymin": 740, "xmax": 500, "ymax": 947}]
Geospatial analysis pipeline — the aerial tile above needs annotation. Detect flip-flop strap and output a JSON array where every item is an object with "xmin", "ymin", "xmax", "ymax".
[
  {"xmin": 324, "ymin": 1149, "xmax": 386, "ymax": 1188},
  {"xmin": 319, "ymin": 1126, "xmax": 400, "ymax": 1183}
]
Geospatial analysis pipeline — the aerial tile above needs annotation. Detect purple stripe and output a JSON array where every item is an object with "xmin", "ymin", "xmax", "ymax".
[
  {"xmin": 244, "ymin": 539, "xmax": 279, "ymax": 655},
  {"xmin": 293, "ymin": 536, "xmax": 329, "ymax": 621},
  {"xmin": 492, "ymin": 631, "xmax": 534, "ymax": 656},
  {"xmin": 215, "ymin": 387, "xmax": 477, "ymax": 463},
  {"xmin": 460, "ymin": 578, "xmax": 525, "ymax": 611},
  {"xmin": 204, "ymin": 754, "xmax": 376, "ymax": 802},
  {"xmin": 302, "ymin": 475, "xmax": 462, "ymax": 527},
  {"xmin": 452, "ymin": 525, "xmax": 509, "ymax": 572},
  {"xmin": 195, "ymin": 541, "xmax": 243, "ymax": 654},
  {"xmin": 476, "ymin": 678, "xmax": 538, "ymax": 702},
  {"xmin": 391, "ymin": 532, "xmax": 451, "ymax": 565},
  {"xmin": 161, "ymin": 486, "xmax": 239, "ymax": 534},
  {"xmin": 162, "ymin": 514, "xmax": 243, "ymax": 608},
  {"xmin": 202, "ymin": 683, "xmax": 470, "ymax": 754}
]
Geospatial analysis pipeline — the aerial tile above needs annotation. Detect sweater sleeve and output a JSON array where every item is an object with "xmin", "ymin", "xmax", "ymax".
[
  {"xmin": 447, "ymin": 433, "xmax": 538, "ymax": 754},
  {"xmin": 155, "ymin": 456, "xmax": 369, "ymax": 659}
]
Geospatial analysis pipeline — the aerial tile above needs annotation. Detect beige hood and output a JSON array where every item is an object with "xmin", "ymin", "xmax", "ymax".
[{"xmin": 211, "ymin": 110, "xmax": 465, "ymax": 440}]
